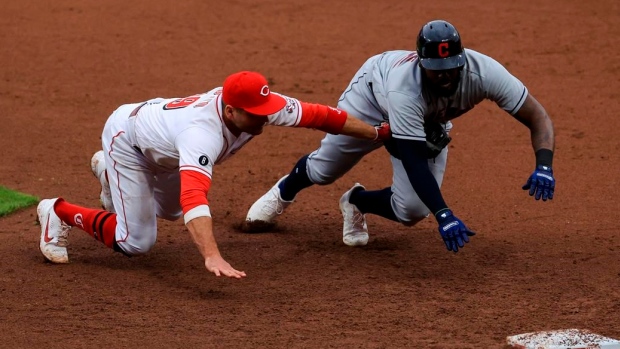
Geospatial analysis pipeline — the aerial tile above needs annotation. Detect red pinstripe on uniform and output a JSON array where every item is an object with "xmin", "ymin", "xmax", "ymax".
[{"xmin": 109, "ymin": 130, "xmax": 131, "ymax": 243}]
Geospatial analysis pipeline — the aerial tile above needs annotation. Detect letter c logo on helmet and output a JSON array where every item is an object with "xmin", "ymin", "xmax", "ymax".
[
  {"xmin": 260, "ymin": 85, "xmax": 270, "ymax": 97},
  {"xmin": 438, "ymin": 42, "xmax": 450, "ymax": 58},
  {"xmin": 416, "ymin": 20, "xmax": 466, "ymax": 70}
]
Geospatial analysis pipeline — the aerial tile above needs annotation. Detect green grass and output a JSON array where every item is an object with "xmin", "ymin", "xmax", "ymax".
[{"xmin": 0, "ymin": 186, "xmax": 39, "ymax": 217}]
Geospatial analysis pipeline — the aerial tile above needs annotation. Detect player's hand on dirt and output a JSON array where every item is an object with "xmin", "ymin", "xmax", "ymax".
[
  {"xmin": 373, "ymin": 122, "xmax": 391, "ymax": 141},
  {"xmin": 205, "ymin": 255, "xmax": 246, "ymax": 279},
  {"xmin": 435, "ymin": 209, "xmax": 476, "ymax": 253},
  {"xmin": 522, "ymin": 165, "xmax": 555, "ymax": 201}
]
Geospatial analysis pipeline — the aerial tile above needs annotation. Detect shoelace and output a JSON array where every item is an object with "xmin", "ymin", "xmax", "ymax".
[
  {"xmin": 57, "ymin": 223, "xmax": 71, "ymax": 247},
  {"xmin": 261, "ymin": 191, "xmax": 284, "ymax": 215},
  {"xmin": 343, "ymin": 204, "xmax": 366, "ymax": 233},
  {"xmin": 351, "ymin": 211, "xmax": 365, "ymax": 229}
]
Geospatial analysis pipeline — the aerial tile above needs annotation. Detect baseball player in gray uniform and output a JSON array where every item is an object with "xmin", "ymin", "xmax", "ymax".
[{"xmin": 245, "ymin": 20, "xmax": 556, "ymax": 253}]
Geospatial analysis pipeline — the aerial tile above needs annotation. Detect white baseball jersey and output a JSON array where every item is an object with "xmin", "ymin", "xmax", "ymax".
[{"xmin": 133, "ymin": 87, "xmax": 302, "ymax": 177}]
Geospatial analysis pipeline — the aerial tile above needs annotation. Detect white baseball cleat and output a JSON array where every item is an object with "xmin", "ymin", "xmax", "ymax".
[
  {"xmin": 90, "ymin": 150, "xmax": 115, "ymax": 213},
  {"xmin": 37, "ymin": 198, "xmax": 71, "ymax": 263},
  {"xmin": 340, "ymin": 183, "xmax": 369, "ymax": 246},
  {"xmin": 244, "ymin": 175, "xmax": 294, "ymax": 231}
]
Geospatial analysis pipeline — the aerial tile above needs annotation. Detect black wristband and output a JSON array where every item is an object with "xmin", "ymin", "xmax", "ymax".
[
  {"xmin": 434, "ymin": 208, "xmax": 451, "ymax": 219},
  {"xmin": 535, "ymin": 149, "xmax": 553, "ymax": 167}
]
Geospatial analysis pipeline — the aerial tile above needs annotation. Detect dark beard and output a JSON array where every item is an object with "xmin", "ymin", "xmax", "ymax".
[{"xmin": 422, "ymin": 69, "xmax": 461, "ymax": 97}]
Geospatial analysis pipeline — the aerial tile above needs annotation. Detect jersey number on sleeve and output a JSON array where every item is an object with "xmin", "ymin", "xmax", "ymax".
[{"xmin": 163, "ymin": 95, "xmax": 200, "ymax": 110}]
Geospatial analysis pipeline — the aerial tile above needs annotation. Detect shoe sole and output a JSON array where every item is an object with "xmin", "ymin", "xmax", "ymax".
[{"xmin": 343, "ymin": 235, "xmax": 369, "ymax": 246}]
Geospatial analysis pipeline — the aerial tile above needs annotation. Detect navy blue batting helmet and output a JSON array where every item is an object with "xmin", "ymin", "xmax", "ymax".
[{"xmin": 416, "ymin": 20, "xmax": 465, "ymax": 70}]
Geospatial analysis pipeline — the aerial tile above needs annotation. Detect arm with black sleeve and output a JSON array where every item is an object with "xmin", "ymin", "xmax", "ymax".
[{"xmin": 393, "ymin": 137, "xmax": 476, "ymax": 252}]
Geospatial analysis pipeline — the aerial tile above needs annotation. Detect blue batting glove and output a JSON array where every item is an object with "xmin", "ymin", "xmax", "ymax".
[
  {"xmin": 522, "ymin": 165, "xmax": 555, "ymax": 201},
  {"xmin": 435, "ymin": 209, "xmax": 476, "ymax": 253}
]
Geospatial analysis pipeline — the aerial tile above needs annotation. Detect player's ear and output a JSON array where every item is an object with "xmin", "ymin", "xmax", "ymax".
[{"xmin": 223, "ymin": 104, "xmax": 234, "ymax": 119}]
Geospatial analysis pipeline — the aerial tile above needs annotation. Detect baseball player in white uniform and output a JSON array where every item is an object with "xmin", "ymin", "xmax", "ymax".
[
  {"xmin": 245, "ymin": 20, "xmax": 556, "ymax": 253},
  {"xmin": 36, "ymin": 71, "xmax": 391, "ymax": 278}
]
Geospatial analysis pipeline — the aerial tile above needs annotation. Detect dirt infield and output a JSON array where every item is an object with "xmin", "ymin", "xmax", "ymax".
[{"xmin": 1, "ymin": 0, "xmax": 619, "ymax": 348}]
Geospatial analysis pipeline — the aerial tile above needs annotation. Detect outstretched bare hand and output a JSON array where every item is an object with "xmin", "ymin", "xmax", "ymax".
[{"xmin": 205, "ymin": 255, "xmax": 246, "ymax": 279}]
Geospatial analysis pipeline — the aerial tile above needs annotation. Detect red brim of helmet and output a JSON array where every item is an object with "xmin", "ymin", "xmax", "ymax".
[{"xmin": 243, "ymin": 94, "xmax": 287, "ymax": 116}]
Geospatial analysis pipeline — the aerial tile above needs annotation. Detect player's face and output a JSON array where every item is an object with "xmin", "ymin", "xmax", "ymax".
[
  {"xmin": 229, "ymin": 107, "xmax": 268, "ymax": 135},
  {"xmin": 423, "ymin": 67, "xmax": 462, "ymax": 97}
]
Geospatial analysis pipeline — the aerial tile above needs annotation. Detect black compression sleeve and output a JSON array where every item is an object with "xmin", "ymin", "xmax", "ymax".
[{"xmin": 395, "ymin": 138, "xmax": 448, "ymax": 215}]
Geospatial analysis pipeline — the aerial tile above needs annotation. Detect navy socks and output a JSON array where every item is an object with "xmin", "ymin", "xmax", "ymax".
[
  {"xmin": 279, "ymin": 155, "xmax": 314, "ymax": 201},
  {"xmin": 278, "ymin": 154, "xmax": 399, "ymax": 223},
  {"xmin": 350, "ymin": 186, "xmax": 399, "ymax": 222}
]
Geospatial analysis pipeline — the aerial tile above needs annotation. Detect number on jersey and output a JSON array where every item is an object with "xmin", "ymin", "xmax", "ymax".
[{"xmin": 163, "ymin": 95, "xmax": 200, "ymax": 110}]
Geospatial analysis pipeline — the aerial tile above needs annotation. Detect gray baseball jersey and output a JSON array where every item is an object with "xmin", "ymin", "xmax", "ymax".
[
  {"xmin": 371, "ymin": 49, "xmax": 527, "ymax": 140},
  {"xmin": 306, "ymin": 48, "xmax": 529, "ymax": 224}
]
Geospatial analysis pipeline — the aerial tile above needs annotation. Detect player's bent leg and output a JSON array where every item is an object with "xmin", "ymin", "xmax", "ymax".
[
  {"xmin": 91, "ymin": 169, "xmax": 157, "ymax": 254},
  {"xmin": 54, "ymin": 199, "xmax": 116, "ymax": 247},
  {"xmin": 305, "ymin": 133, "xmax": 381, "ymax": 185},
  {"xmin": 41, "ymin": 197, "xmax": 157, "ymax": 263},
  {"xmin": 392, "ymin": 193, "xmax": 433, "ymax": 226},
  {"xmin": 153, "ymin": 171, "xmax": 183, "ymax": 221},
  {"xmin": 310, "ymin": 134, "xmax": 383, "ymax": 244},
  {"xmin": 400, "ymin": 214, "xmax": 430, "ymax": 227},
  {"xmin": 244, "ymin": 133, "xmax": 380, "ymax": 233},
  {"xmin": 350, "ymin": 187, "xmax": 400, "ymax": 222},
  {"xmin": 41, "ymin": 197, "xmax": 156, "ymax": 262},
  {"xmin": 278, "ymin": 155, "xmax": 313, "ymax": 201},
  {"xmin": 110, "ymin": 180, "xmax": 159, "ymax": 256},
  {"xmin": 91, "ymin": 150, "xmax": 115, "ymax": 213},
  {"xmin": 101, "ymin": 117, "xmax": 159, "ymax": 255},
  {"xmin": 114, "ymin": 231, "xmax": 157, "ymax": 256}
]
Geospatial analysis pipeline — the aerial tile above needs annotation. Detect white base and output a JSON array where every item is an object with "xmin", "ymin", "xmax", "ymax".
[{"xmin": 507, "ymin": 329, "xmax": 620, "ymax": 349}]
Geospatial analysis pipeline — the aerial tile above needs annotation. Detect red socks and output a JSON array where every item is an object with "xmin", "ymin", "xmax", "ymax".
[{"xmin": 54, "ymin": 198, "xmax": 117, "ymax": 249}]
